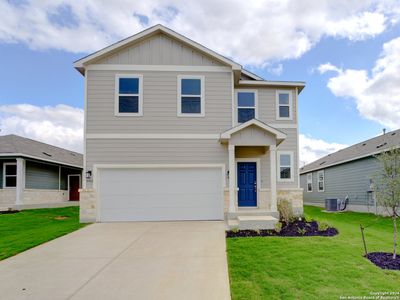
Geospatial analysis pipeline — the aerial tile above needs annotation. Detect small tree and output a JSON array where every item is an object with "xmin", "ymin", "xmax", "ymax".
[{"xmin": 374, "ymin": 148, "xmax": 400, "ymax": 259}]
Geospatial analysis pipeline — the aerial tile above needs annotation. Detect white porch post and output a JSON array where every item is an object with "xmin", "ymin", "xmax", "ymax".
[
  {"xmin": 15, "ymin": 158, "xmax": 25, "ymax": 206},
  {"xmin": 269, "ymin": 145, "xmax": 277, "ymax": 212},
  {"xmin": 228, "ymin": 144, "xmax": 236, "ymax": 212}
]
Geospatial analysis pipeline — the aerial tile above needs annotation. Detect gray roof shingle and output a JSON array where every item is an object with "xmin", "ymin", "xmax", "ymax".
[
  {"xmin": 300, "ymin": 129, "xmax": 400, "ymax": 174},
  {"xmin": 0, "ymin": 134, "xmax": 83, "ymax": 168}
]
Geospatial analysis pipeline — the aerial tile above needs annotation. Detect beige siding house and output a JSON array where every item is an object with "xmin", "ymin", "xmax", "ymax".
[{"xmin": 75, "ymin": 25, "xmax": 305, "ymax": 228}]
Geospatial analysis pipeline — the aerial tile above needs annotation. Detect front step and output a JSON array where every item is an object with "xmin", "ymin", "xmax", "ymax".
[
  {"xmin": 226, "ymin": 215, "xmax": 279, "ymax": 230},
  {"xmin": 227, "ymin": 210, "xmax": 279, "ymax": 220}
]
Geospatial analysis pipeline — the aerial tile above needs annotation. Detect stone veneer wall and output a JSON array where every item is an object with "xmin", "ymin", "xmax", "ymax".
[
  {"xmin": 0, "ymin": 189, "xmax": 16, "ymax": 207},
  {"xmin": 277, "ymin": 188, "xmax": 304, "ymax": 215},
  {"xmin": 79, "ymin": 189, "xmax": 97, "ymax": 223},
  {"xmin": 23, "ymin": 189, "xmax": 68, "ymax": 204}
]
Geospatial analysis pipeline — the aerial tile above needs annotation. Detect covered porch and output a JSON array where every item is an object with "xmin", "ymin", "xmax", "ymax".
[{"xmin": 220, "ymin": 119, "xmax": 287, "ymax": 229}]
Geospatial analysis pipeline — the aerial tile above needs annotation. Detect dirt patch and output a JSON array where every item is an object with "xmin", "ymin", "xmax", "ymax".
[
  {"xmin": 0, "ymin": 210, "xmax": 20, "ymax": 215},
  {"xmin": 54, "ymin": 216, "xmax": 69, "ymax": 220},
  {"xmin": 366, "ymin": 252, "xmax": 400, "ymax": 270},
  {"xmin": 226, "ymin": 220, "xmax": 338, "ymax": 238}
]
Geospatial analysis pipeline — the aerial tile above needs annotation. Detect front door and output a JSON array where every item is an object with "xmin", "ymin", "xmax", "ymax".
[
  {"xmin": 69, "ymin": 175, "xmax": 80, "ymax": 201},
  {"xmin": 237, "ymin": 162, "xmax": 257, "ymax": 207}
]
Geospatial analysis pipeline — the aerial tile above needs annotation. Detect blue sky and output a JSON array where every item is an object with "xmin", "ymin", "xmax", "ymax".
[{"xmin": 0, "ymin": 1, "xmax": 399, "ymax": 164}]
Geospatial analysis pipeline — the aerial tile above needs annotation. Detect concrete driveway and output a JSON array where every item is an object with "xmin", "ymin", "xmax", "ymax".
[{"xmin": 0, "ymin": 221, "xmax": 230, "ymax": 300}]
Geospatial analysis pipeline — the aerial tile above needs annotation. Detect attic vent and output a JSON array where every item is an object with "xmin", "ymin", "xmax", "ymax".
[
  {"xmin": 376, "ymin": 142, "xmax": 387, "ymax": 149},
  {"xmin": 319, "ymin": 161, "xmax": 326, "ymax": 165},
  {"xmin": 362, "ymin": 143, "xmax": 366, "ymax": 146},
  {"xmin": 70, "ymin": 153, "xmax": 76, "ymax": 157},
  {"xmin": 392, "ymin": 132, "xmax": 396, "ymax": 136},
  {"xmin": 42, "ymin": 152, "xmax": 52, "ymax": 157}
]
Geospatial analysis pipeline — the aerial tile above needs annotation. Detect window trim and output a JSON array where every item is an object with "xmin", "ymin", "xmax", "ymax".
[
  {"xmin": 276, "ymin": 90, "xmax": 293, "ymax": 120},
  {"xmin": 317, "ymin": 170, "xmax": 325, "ymax": 192},
  {"xmin": 177, "ymin": 75, "xmax": 205, "ymax": 117},
  {"xmin": 306, "ymin": 173, "xmax": 313, "ymax": 192},
  {"xmin": 235, "ymin": 89, "xmax": 258, "ymax": 124},
  {"xmin": 3, "ymin": 162, "xmax": 17, "ymax": 189},
  {"xmin": 277, "ymin": 151, "xmax": 294, "ymax": 182},
  {"xmin": 114, "ymin": 74, "xmax": 143, "ymax": 117}
]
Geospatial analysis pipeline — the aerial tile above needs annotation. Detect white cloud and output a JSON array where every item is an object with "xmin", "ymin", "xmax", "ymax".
[
  {"xmin": 0, "ymin": 104, "xmax": 83, "ymax": 152},
  {"xmin": 0, "ymin": 1, "xmax": 399, "ymax": 67},
  {"xmin": 317, "ymin": 63, "xmax": 342, "ymax": 74},
  {"xmin": 299, "ymin": 134, "xmax": 347, "ymax": 166},
  {"xmin": 319, "ymin": 36, "xmax": 400, "ymax": 130},
  {"xmin": 267, "ymin": 64, "xmax": 283, "ymax": 76}
]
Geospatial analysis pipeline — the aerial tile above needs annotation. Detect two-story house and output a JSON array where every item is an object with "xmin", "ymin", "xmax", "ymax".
[{"xmin": 74, "ymin": 25, "xmax": 305, "ymax": 229}]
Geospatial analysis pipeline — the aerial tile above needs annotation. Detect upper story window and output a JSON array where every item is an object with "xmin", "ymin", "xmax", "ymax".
[
  {"xmin": 115, "ymin": 74, "xmax": 143, "ymax": 116},
  {"xmin": 278, "ymin": 151, "xmax": 294, "ymax": 182},
  {"xmin": 276, "ymin": 90, "xmax": 292, "ymax": 120},
  {"xmin": 177, "ymin": 75, "xmax": 204, "ymax": 117},
  {"xmin": 307, "ymin": 173, "xmax": 313, "ymax": 192},
  {"xmin": 236, "ymin": 90, "xmax": 258, "ymax": 123},
  {"xmin": 318, "ymin": 170, "xmax": 325, "ymax": 192},
  {"xmin": 3, "ymin": 162, "xmax": 17, "ymax": 188}
]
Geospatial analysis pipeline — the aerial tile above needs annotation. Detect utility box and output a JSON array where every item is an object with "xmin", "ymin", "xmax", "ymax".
[{"xmin": 325, "ymin": 198, "xmax": 339, "ymax": 211}]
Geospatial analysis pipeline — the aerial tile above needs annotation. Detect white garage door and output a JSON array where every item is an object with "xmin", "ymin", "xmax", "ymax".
[{"xmin": 98, "ymin": 167, "xmax": 223, "ymax": 222}]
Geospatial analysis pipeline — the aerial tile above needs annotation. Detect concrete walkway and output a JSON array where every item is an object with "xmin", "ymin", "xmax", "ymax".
[{"xmin": 0, "ymin": 221, "xmax": 230, "ymax": 300}]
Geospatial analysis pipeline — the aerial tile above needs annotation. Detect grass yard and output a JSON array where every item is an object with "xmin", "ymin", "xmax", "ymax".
[
  {"xmin": 227, "ymin": 205, "xmax": 400, "ymax": 300},
  {"xmin": 0, "ymin": 206, "xmax": 86, "ymax": 260}
]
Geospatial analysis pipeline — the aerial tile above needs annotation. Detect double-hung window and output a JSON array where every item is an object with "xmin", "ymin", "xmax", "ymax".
[
  {"xmin": 318, "ymin": 170, "xmax": 325, "ymax": 192},
  {"xmin": 278, "ymin": 151, "xmax": 294, "ymax": 182},
  {"xmin": 237, "ymin": 90, "xmax": 257, "ymax": 123},
  {"xmin": 307, "ymin": 173, "xmax": 313, "ymax": 192},
  {"xmin": 276, "ymin": 90, "xmax": 292, "ymax": 120},
  {"xmin": 177, "ymin": 75, "xmax": 204, "ymax": 116},
  {"xmin": 3, "ymin": 163, "xmax": 17, "ymax": 188},
  {"xmin": 115, "ymin": 74, "xmax": 143, "ymax": 116}
]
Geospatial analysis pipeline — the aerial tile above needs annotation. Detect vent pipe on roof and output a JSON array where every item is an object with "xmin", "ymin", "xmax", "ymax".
[{"xmin": 383, "ymin": 128, "xmax": 386, "ymax": 135}]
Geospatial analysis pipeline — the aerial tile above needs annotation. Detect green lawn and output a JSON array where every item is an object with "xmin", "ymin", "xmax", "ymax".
[
  {"xmin": 227, "ymin": 206, "xmax": 400, "ymax": 300},
  {"xmin": 0, "ymin": 206, "xmax": 86, "ymax": 260}
]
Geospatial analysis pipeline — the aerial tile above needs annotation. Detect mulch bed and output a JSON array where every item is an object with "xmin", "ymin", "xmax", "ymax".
[
  {"xmin": 366, "ymin": 252, "xmax": 400, "ymax": 270},
  {"xmin": 0, "ymin": 210, "xmax": 20, "ymax": 215},
  {"xmin": 226, "ymin": 219, "xmax": 338, "ymax": 238}
]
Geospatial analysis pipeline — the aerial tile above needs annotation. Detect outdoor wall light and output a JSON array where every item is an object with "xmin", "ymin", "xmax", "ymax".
[{"xmin": 85, "ymin": 170, "xmax": 92, "ymax": 179}]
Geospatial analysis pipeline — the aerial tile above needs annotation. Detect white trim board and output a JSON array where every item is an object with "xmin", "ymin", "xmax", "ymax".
[
  {"xmin": 0, "ymin": 153, "xmax": 82, "ymax": 169},
  {"xmin": 86, "ymin": 133, "xmax": 220, "ymax": 139},
  {"xmin": 86, "ymin": 65, "xmax": 232, "ymax": 72},
  {"xmin": 114, "ymin": 74, "xmax": 143, "ymax": 117}
]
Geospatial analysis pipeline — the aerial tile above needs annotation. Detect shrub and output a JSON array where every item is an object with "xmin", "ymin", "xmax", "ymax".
[
  {"xmin": 274, "ymin": 222, "xmax": 283, "ymax": 233},
  {"xmin": 305, "ymin": 215, "xmax": 314, "ymax": 223},
  {"xmin": 297, "ymin": 228, "xmax": 307, "ymax": 236},
  {"xmin": 278, "ymin": 200, "xmax": 294, "ymax": 224},
  {"xmin": 318, "ymin": 222, "xmax": 330, "ymax": 231},
  {"xmin": 231, "ymin": 226, "xmax": 239, "ymax": 233}
]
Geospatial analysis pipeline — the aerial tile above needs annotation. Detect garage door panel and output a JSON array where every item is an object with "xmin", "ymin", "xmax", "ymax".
[{"xmin": 98, "ymin": 167, "xmax": 223, "ymax": 221}]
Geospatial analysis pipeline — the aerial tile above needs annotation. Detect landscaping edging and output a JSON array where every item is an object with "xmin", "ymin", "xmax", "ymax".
[
  {"xmin": 226, "ymin": 219, "xmax": 338, "ymax": 238},
  {"xmin": 366, "ymin": 252, "xmax": 400, "ymax": 270}
]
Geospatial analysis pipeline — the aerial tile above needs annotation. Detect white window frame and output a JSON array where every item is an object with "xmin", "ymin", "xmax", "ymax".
[
  {"xmin": 114, "ymin": 74, "xmax": 143, "ymax": 117},
  {"xmin": 235, "ymin": 89, "xmax": 258, "ymax": 124},
  {"xmin": 306, "ymin": 173, "xmax": 313, "ymax": 192},
  {"xmin": 276, "ymin": 90, "xmax": 293, "ymax": 120},
  {"xmin": 177, "ymin": 75, "xmax": 205, "ymax": 117},
  {"xmin": 277, "ymin": 151, "xmax": 294, "ymax": 182},
  {"xmin": 317, "ymin": 170, "xmax": 325, "ymax": 192},
  {"xmin": 3, "ymin": 162, "xmax": 17, "ymax": 188}
]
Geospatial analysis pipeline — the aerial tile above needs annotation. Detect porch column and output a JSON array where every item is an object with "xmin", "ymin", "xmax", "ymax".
[
  {"xmin": 269, "ymin": 145, "xmax": 277, "ymax": 212},
  {"xmin": 15, "ymin": 158, "xmax": 25, "ymax": 207},
  {"xmin": 228, "ymin": 144, "xmax": 236, "ymax": 212}
]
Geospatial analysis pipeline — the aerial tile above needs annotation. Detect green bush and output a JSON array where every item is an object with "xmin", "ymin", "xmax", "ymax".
[
  {"xmin": 274, "ymin": 221, "xmax": 283, "ymax": 233},
  {"xmin": 297, "ymin": 227, "xmax": 307, "ymax": 235},
  {"xmin": 318, "ymin": 222, "xmax": 330, "ymax": 231},
  {"xmin": 231, "ymin": 226, "xmax": 239, "ymax": 233},
  {"xmin": 278, "ymin": 200, "xmax": 294, "ymax": 224}
]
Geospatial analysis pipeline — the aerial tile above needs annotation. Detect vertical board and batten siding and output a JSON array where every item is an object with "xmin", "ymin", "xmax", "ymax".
[
  {"xmin": 25, "ymin": 161, "xmax": 59, "ymax": 190},
  {"xmin": 92, "ymin": 33, "xmax": 225, "ymax": 66},
  {"xmin": 301, "ymin": 156, "xmax": 380, "ymax": 206},
  {"xmin": 86, "ymin": 70, "xmax": 232, "ymax": 133}
]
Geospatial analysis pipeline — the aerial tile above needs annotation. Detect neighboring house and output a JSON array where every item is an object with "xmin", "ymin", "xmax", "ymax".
[
  {"xmin": 74, "ymin": 24, "xmax": 305, "ymax": 228},
  {"xmin": 0, "ymin": 134, "xmax": 83, "ymax": 210},
  {"xmin": 300, "ymin": 129, "xmax": 400, "ymax": 214}
]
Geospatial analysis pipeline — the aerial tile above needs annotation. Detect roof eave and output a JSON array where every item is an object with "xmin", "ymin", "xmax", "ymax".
[{"xmin": 238, "ymin": 80, "xmax": 306, "ymax": 93}]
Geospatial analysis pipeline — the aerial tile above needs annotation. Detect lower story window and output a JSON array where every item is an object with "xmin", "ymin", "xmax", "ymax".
[
  {"xmin": 278, "ymin": 152, "xmax": 293, "ymax": 181},
  {"xmin": 307, "ymin": 173, "xmax": 312, "ymax": 192},
  {"xmin": 3, "ymin": 163, "xmax": 17, "ymax": 188}
]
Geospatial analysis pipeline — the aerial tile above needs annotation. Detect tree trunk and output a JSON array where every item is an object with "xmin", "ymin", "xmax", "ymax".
[{"xmin": 394, "ymin": 215, "xmax": 398, "ymax": 259}]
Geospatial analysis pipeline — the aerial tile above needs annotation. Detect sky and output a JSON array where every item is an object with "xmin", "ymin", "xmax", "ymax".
[{"xmin": 0, "ymin": 0, "xmax": 400, "ymax": 166}]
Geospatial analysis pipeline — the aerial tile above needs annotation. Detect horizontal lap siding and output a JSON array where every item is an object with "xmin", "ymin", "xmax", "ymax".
[
  {"xmin": 258, "ymin": 88, "xmax": 297, "ymax": 125},
  {"xmin": 86, "ymin": 70, "xmax": 232, "ymax": 133},
  {"xmin": 25, "ymin": 161, "xmax": 59, "ymax": 190},
  {"xmin": 86, "ymin": 139, "xmax": 228, "ymax": 189},
  {"xmin": 301, "ymin": 157, "xmax": 379, "ymax": 205}
]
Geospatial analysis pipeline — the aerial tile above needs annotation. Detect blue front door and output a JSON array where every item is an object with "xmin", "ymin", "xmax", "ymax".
[{"xmin": 237, "ymin": 162, "xmax": 257, "ymax": 207}]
